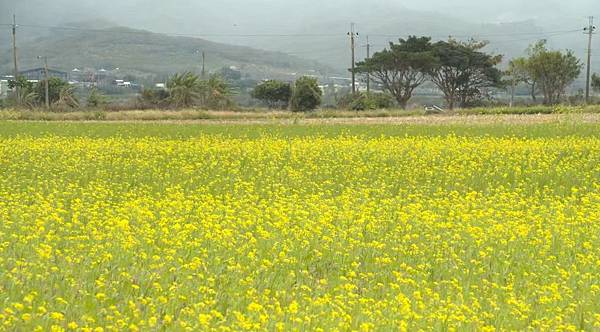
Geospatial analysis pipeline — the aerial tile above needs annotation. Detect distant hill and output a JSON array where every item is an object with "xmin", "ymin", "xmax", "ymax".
[
  {"xmin": 0, "ymin": 24, "xmax": 340, "ymax": 81},
  {"xmin": 1, "ymin": 2, "xmax": 594, "ymax": 82}
]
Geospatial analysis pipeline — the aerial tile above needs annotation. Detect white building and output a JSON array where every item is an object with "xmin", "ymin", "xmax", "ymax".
[{"xmin": 0, "ymin": 80, "xmax": 9, "ymax": 99}]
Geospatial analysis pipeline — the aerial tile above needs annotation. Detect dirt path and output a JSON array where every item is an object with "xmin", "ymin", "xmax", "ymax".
[
  {"xmin": 8, "ymin": 112, "xmax": 600, "ymax": 125},
  {"xmin": 95, "ymin": 113, "xmax": 600, "ymax": 125}
]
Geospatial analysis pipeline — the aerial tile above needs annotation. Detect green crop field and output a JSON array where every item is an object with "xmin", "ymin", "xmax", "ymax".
[{"xmin": 1, "ymin": 120, "xmax": 600, "ymax": 331}]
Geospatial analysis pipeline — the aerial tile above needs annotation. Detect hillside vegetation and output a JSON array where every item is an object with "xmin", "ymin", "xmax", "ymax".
[{"xmin": 0, "ymin": 25, "xmax": 335, "ymax": 78}]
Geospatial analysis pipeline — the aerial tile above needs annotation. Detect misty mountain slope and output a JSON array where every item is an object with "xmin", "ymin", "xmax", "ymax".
[
  {"xmin": 231, "ymin": 9, "xmax": 587, "ymax": 70},
  {"xmin": 2, "ymin": 0, "xmax": 596, "ymax": 74},
  {"xmin": 0, "ymin": 25, "xmax": 338, "ymax": 79}
]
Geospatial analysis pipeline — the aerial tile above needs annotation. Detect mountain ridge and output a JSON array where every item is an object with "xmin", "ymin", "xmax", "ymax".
[{"xmin": 0, "ymin": 24, "xmax": 340, "ymax": 80}]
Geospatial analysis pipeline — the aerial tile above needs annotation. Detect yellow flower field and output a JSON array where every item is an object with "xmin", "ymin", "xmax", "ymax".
[{"xmin": 1, "ymin": 128, "xmax": 600, "ymax": 331}]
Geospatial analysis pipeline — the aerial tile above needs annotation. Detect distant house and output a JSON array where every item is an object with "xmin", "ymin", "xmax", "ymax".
[
  {"xmin": 19, "ymin": 68, "xmax": 68, "ymax": 81},
  {"xmin": 113, "ymin": 79, "xmax": 132, "ymax": 88}
]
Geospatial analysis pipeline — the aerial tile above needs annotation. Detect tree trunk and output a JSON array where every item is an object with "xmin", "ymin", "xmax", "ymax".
[
  {"xmin": 531, "ymin": 82, "xmax": 537, "ymax": 102},
  {"xmin": 510, "ymin": 79, "xmax": 515, "ymax": 108},
  {"xmin": 398, "ymin": 100, "xmax": 408, "ymax": 110},
  {"xmin": 395, "ymin": 92, "xmax": 410, "ymax": 110},
  {"xmin": 447, "ymin": 96, "xmax": 455, "ymax": 110}
]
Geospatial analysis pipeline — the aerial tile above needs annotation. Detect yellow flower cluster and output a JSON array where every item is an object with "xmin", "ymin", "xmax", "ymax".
[{"xmin": 1, "ymin": 134, "xmax": 600, "ymax": 331}]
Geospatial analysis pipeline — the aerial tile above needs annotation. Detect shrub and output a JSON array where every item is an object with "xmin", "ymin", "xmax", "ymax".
[
  {"xmin": 251, "ymin": 80, "xmax": 292, "ymax": 108},
  {"xmin": 87, "ymin": 88, "xmax": 109, "ymax": 108},
  {"xmin": 337, "ymin": 92, "xmax": 395, "ymax": 110},
  {"xmin": 35, "ymin": 77, "xmax": 71, "ymax": 105},
  {"xmin": 290, "ymin": 77, "xmax": 322, "ymax": 112},
  {"xmin": 137, "ymin": 88, "xmax": 170, "ymax": 109}
]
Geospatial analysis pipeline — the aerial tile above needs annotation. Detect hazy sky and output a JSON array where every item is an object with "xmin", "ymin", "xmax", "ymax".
[
  {"xmin": 2, "ymin": 0, "xmax": 599, "ymax": 29},
  {"xmin": 405, "ymin": 0, "xmax": 599, "ymax": 22},
  {"xmin": 2, "ymin": 0, "xmax": 599, "ymax": 70}
]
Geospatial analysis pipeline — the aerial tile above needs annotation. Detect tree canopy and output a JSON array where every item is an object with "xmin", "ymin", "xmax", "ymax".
[
  {"xmin": 592, "ymin": 73, "xmax": 600, "ymax": 93},
  {"xmin": 355, "ymin": 36, "xmax": 436, "ymax": 109},
  {"xmin": 428, "ymin": 39, "xmax": 503, "ymax": 109},
  {"xmin": 290, "ymin": 77, "xmax": 322, "ymax": 112},
  {"xmin": 525, "ymin": 40, "xmax": 582, "ymax": 105},
  {"xmin": 164, "ymin": 72, "xmax": 233, "ymax": 109},
  {"xmin": 251, "ymin": 80, "xmax": 292, "ymax": 108},
  {"xmin": 506, "ymin": 57, "xmax": 537, "ymax": 101}
]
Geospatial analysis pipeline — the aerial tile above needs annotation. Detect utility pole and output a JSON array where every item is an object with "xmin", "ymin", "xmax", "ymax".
[
  {"xmin": 12, "ymin": 14, "xmax": 19, "ymax": 103},
  {"xmin": 510, "ymin": 76, "xmax": 515, "ymax": 108},
  {"xmin": 195, "ymin": 50, "xmax": 206, "ymax": 78},
  {"xmin": 348, "ymin": 23, "xmax": 358, "ymax": 95},
  {"xmin": 38, "ymin": 56, "xmax": 49, "ymax": 109},
  {"xmin": 585, "ymin": 16, "xmax": 596, "ymax": 104},
  {"xmin": 366, "ymin": 35, "xmax": 371, "ymax": 94}
]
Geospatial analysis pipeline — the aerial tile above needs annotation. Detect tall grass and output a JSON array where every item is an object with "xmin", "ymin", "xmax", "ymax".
[{"xmin": 2, "ymin": 105, "xmax": 600, "ymax": 122}]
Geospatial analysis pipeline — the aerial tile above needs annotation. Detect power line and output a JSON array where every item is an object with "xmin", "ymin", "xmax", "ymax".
[{"xmin": 485, "ymin": 30, "xmax": 582, "ymax": 46}]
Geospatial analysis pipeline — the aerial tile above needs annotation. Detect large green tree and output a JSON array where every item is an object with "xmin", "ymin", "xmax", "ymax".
[
  {"xmin": 163, "ymin": 72, "xmax": 234, "ymax": 109},
  {"xmin": 251, "ymin": 80, "xmax": 292, "ymax": 108},
  {"xmin": 8, "ymin": 77, "xmax": 37, "ymax": 108},
  {"xmin": 35, "ymin": 78, "xmax": 78, "ymax": 109},
  {"xmin": 54, "ymin": 85, "xmax": 80, "ymax": 109},
  {"xmin": 506, "ymin": 57, "xmax": 537, "ymax": 102},
  {"xmin": 200, "ymin": 74, "xmax": 234, "ymax": 110},
  {"xmin": 354, "ymin": 36, "xmax": 436, "ymax": 109},
  {"xmin": 428, "ymin": 39, "xmax": 503, "ymax": 109},
  {"xmin": 290, "ymin": 77, "xmax": 322, "ymax": 112},
  {"xmin": 167, "ymin": 72, "xmax": 203, "ymax": 108},
  {"xmin": 592, "ymin": 73, "xmax": 600, "ymax": 93},
  {"xmin": 525, "ymin": 40, "xmax": 582, "ymax": 105}
]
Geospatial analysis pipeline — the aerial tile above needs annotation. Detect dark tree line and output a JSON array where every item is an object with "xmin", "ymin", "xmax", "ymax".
[
  {"xmin": 251, "ymin": 77, "xmax": 322, "ymax": 112},
  {"xmin": 138, "ymin": 72, "xmax": 233, "ymax": 109},
  {"xmin": 8, "ymin": 76, "xmax": 79, "ymax": 109}
]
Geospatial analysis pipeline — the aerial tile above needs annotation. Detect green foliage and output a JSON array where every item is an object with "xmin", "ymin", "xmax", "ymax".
[
  {"xmin": 201, "ymin": 74, "xmax": 234, "ymax": 110},
  {"xmin": 7, "ymin": 77, "xmax": 78, "ymax": 109},
  {"xmin": 36, "ymin": 78, "xmax": 68, "ymax": 105},
  {"xmin": 506, "ymin": 57, "xmax": 538, "ymax": 101},
  {"xmin": 167, "ymin": 72, "xmax": 203, "ymax": 108},
  {"xmin": 429, "ymin": 39, "xmax": 503, "ymax": 109},
  {"xmin": 138, "ymin": 88, "xmax": 171, "ymax": 109},
  {"xmin": 0, "ymin": 26, "xmax": 329, "ymax": 78},
  {"xmin": 87, "ymin": 88, "xmax": 109, "ymax": 108},
  {"xmin": 8, "ymin": 76, "xmax": 34, "ymax": 93},
  {"xmin": 592, "ymin": 73, "xmax": 600, "ymax": 93},
  {"xmin": 337, "ymin": 92, "xmax": 395, "ymax": 110},
  {"xmin": 6, "ymin": 77, "xmax": 37, "ymax": 109},
  {"xmin": 219, "ymin": 67, "xmax": 242, "ymax": 81},
  {"xmin": 251, "ymin": 80, "xmax": 292, "ymax": 108},
  {"xmin": 355, "ymin": 36, "xmax": 436, "ymax": 109},
  {"xmin": 54, "ymin": 85, "xmax": 80, "ymax": 109},
  {"xmin": 146, "ymin": 72, "xmax": 234, "ymax": 110},
  {"xmin": 290, "ymin": 77, "xmax": 322, "ymax": 112},
  {"xmin": 525, "ymin": 40, "xmax": 582, "ymax": 105}
]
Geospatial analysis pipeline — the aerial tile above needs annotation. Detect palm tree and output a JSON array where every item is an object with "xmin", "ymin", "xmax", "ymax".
[
  {"xmin": 54, "ymin": 85, "xmax": 80, "ymax": 109},
  {"xmin": 19, "ymin": 91, "xmax": 39, "ymax": 109},
  {"xmin": 167, "ymin": 72, "xmax": 202, "ymax": 108},
  {"xmin": 201, "ymin": 74, "xmax": 233, "ymax": 109}
]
